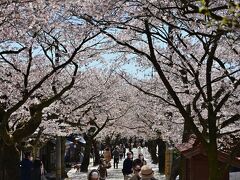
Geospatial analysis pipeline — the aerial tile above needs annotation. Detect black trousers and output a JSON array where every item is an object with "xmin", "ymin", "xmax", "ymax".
[{"xmin": 113, "ymin": 158, "xmax": 119, "ymax": 168}]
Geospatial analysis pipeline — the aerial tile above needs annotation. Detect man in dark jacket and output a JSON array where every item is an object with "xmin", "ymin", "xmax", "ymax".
[
  {"xmin": 20, "ymin": 152, "xmax": 33, "ymax": 180},
  {"xmin": 112, "ymin": 147, "xmax": 120, "ymax": 169},
  {"xmin": 122, "ymin": 152, "xmax": 133, "ymax": 180}
]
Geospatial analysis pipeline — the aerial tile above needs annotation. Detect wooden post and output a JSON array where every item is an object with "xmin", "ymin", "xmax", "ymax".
[{"xmin": 165, "ymin": 148, "xmax": 173, "ymax": 180}]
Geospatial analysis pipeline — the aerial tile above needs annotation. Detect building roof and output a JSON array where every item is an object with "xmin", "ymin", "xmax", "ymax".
[{"xmin": 176, "ymin": 136, "xmax": 240, "ymax": 168}]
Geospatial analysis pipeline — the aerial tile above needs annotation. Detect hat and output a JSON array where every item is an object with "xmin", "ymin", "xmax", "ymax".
[
  {"xmin": 89, "ymin": 169, "xmax": 99, "ymax": 179},
  {"xmin": 140, "ymin": 165, "xmax": 154, "ymax": 179},
  {"xmin": 91, "ymin": 171, "xmax": 99, "ymax": 178}
]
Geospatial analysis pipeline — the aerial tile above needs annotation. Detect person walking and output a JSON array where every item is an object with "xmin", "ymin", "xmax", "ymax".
[
  {"xmin": 128, "ymin": 145, "xmax": 134, "ymax": 160},
  {"xmin": 103, "ymin": 147, "xmax": 111, "ymax": 163},
  {"xmin": 123, "ymin": 144, "xmax": 126, "ymax": 159},
  {"xmin": 20, "ymin": 152, "xmax": 33, "ymax": 180},
  {"xmin": 137, "ymin": 144, "xmax": 142, "ymax": 155},
  {"xmin": 98, "ymin": 158, "xmax": 111, "ymax": 180},
  {"xmin": 122, "ymin": 152, "xmax": 133, "ymax": 180},
  {"xmin": 112, "ymin": 147, "xmax": 120, "ymax": 169},
  {"xmin": 119, "ymin": 145, "xmax": 124, "ymax": 160}
]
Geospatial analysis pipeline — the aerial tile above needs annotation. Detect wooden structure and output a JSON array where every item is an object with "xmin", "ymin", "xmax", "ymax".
[{"xmin": 176, "ymin": 138, "xmax": 240, "ymax": 180}]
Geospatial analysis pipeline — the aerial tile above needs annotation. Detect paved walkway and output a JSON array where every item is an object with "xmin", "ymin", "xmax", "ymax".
[{"xmin": 66, "ymin": 147, "xmax": 166, "ymax": 180}]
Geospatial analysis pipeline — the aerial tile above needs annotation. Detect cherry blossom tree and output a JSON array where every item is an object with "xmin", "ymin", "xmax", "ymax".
[
  {"xmin": 0, "ymin": 1, "xmax": 103, "ymax": 179},
  {"xmin": 72, "ymin": 0, "xmax": 240, "ymax": 179},
  {"xmin": 69, "ymin": 69, "xmax": 133, "ymax": 172},
  {"xmin": 38, "ymin": 68, "xmax": 133, "ymax": 171},
  {"xmin": 0, "ymin": 1, "xmax": 239, "ymax": 179}
]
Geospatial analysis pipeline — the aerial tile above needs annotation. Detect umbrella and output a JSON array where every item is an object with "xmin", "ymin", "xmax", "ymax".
[
  {"xmin": 65, "ymin": 140, "xmax": 73, "ymax": 146},
  {"xmin": 75, "ymin": 136, "xmax": 86, "ymax": 144}
]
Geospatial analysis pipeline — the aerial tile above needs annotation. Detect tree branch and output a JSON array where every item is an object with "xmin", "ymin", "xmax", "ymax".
[{"xmin": 220, "ymin": 114, "xmax": 240, "ymax": 129}]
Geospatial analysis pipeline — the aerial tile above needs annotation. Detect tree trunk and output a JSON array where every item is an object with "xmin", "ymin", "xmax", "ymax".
[
  {"xmin": 147, "ymin": 140, "xmax": 158, "ymax": 164},
  {"xmin": 208, "ymin": 143, "xmax": 220, "ymax": 180},
  {"xmin": 178, "ymin": 155, "xmax": 186, "ymax": 180},
  {"xmin": 32, "ymin": 145, "xmax": 40, "ymax": 160},
  {"xmin": 61, "ymin": 137, "xmax": 68, "ymax": 178},
  {"xmin": 105, "ymin": 136, "xmax": 111, "ymax": 148},
  {"xmin": 56, "ymin": 136, "xmax": 62, "ymax": 180},
  {"xmin": 170, "ymin": 157, "xmax": 180, "ymax": 180},
  {"xmin": 93, "ymin": 140, "xmax": 100, "ymax": 166},
  {"xmin": 157, "ymin": 138, "xmax": 166, "ymax": 173},
  {"xmin": 81, "ymin": 136, "xmax": 92, "ymax": 172},
  {"xmin": 0, "ymin": 141, "xmax": 20, "ymax": 180},
  {"xmin": 179, "ymin": 105, "xmax": 192, "ymax": 180}
]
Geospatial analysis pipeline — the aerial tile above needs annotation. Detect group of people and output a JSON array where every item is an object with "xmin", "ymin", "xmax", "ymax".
[
  {"xmin": 122, "ymin": 152, "xmax": 156, "ymax": 180},
  {"xmin": 20, "ymin": 152, "xmax": 45, "ymax": 180},
  {"xmin": 88, "ymin": 147, "xmax": 157, "ymax": 180}
]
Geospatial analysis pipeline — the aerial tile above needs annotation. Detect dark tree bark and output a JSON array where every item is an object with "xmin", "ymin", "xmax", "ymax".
[
  {"xmin": 80, "ymin": 135, "xmax": 93, "ymax": 172},
  {"xmin": 105, "ymin": 135, "xmax": 112, "ymax": 148},
  {"xmin": 93, "ymin": 140, "xmax": 100, "ymax": 166},
  {"xmin": 0, "ymin": 62, "xmax": 78, "ymax": 179},
  {"xmin": 61, "ymin": 137, "xmax": 68, "ymax": 178},
  {"xmin": 170, "ymin": 157, "xmax": 181, "ymax": 180},
  {"xmin": 179, "ymin": 108, "xmax": 192, "ymax": 180},
  {"xmin": 80, "ymin": 116, "xmax": 110, "ymax": 172},
  {"xmin": 147, "ymin": 139, "xmax": 158, "ymax": 164},
  {"xmin": 0, "ymin": 141, "xmax": 20, "ymax": 180},
  {"xmin": 157, "ymin": 138, "xmax": 166, "ymax": 173}
]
